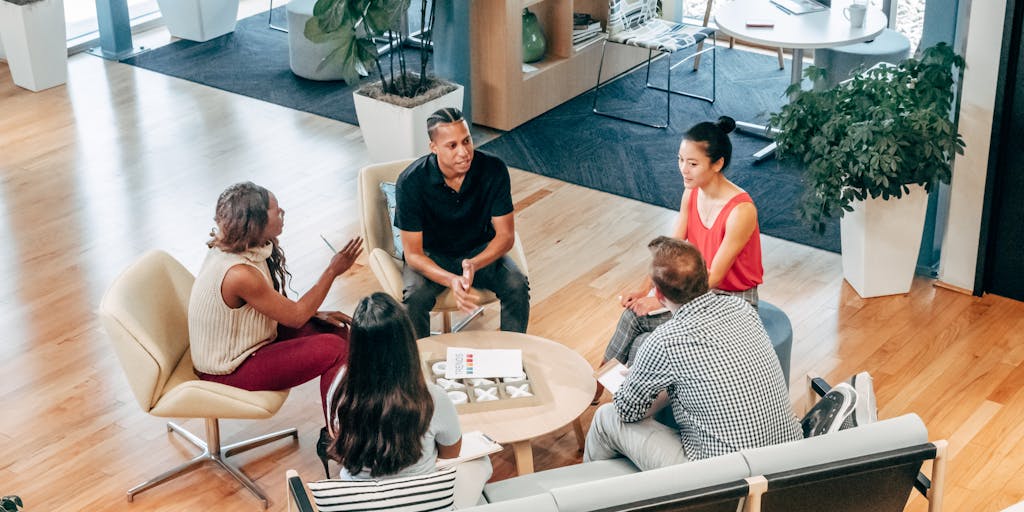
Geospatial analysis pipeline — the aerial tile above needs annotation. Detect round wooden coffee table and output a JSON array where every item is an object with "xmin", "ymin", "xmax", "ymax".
[{"xmin": 419, "ymin": 331, "xmax": 596, "ymax": 475}]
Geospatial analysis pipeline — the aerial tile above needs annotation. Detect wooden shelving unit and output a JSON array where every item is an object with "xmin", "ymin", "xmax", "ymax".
[{"xmin": 470, "ymin": 0, "xmax": 649, "ymax": 130}]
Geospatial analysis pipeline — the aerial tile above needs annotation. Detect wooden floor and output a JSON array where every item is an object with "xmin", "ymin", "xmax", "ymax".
[{"xmin": 1, "ymin": 51, "xmax": 1022, "ymax": 512}]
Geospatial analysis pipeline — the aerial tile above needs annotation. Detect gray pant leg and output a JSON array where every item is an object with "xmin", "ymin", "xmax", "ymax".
[
  {"xmin": 452, "ymin": 456, "xmax": 493, "ymax": 509},
  {"xmin": 604, "ymin": 309, "xmax": 672, "ymax": 364},
  {"xmin": 583, "ymin": 403, "xmax": 689, "ymax": 471},
  {"xmin": 471, "ymin": 254, "xmax": 530, "ymax": 333}
]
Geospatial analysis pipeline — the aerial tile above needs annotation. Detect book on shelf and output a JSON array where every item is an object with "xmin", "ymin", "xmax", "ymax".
[
  {"xmin": 572, "ymin": 32, "xmax": 605, "ymax": 50},
  {"xmin": 573, "ymin": 34, "xmax": 602, "ymax": 46},
  {"xmin": 573, "ymin": 22, "xmax": 602, "ymax": 35},
  {"xmin": 573, "ymin": 12, "xmax": 599, "ymax": 29},
  {"xmin": 435, "ymin": 431, "xmax": 502, "ymax": 469},
  {"xmin": 572, "ymin": 25, "xmax": 603, "ymax": 45}
]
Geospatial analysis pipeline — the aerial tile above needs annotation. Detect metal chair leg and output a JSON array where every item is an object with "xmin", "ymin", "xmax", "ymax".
[
  {"xmin": 591, "ymin": 39, "xmax": 611, "ymax": 114},
  {"xmin": 594, "ymin": 32, "xmax": 716, "ymax": 129},
  {"xmin": 666, "ymin": 51, "xmax": 672, "ymax": 127},
  {"xmin": 268, "ymin": 0, "xmax": 288, "ymax": 32},
  {"xmin": 126, "ymin": 419, "xmax": 297, "ymax": 509}
]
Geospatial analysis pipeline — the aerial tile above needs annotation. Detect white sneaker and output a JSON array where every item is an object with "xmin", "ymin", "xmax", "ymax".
[{"xmin": 848, "ymin": 371, "xmax": 877, "ymax": 427}]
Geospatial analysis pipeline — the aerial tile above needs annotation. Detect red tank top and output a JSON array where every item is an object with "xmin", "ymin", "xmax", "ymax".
[{"xmin": 687, "ymin": 191, "xmax": 763, "ymax": 292}]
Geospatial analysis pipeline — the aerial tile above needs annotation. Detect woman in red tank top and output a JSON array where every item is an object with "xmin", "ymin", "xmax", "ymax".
[
  {"xmin": 594, "ymin": 117, "xmax": 763, "ymax": 403},
  {"xmin": 618, "ymin": 116, "xmax": 762, "ymax": 314}
]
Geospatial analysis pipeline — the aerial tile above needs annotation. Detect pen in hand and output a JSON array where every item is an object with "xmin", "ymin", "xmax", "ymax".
[{"xmin": 320, "ymin": 234, "xmax": 338, "ymax": 253}]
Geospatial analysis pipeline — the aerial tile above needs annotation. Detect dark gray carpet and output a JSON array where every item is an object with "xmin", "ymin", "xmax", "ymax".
[
  {"xmin": 123, "ymin": 7, "xmax": 407, "ymax": 125},
  {"xmin": 479, "ymin": 47, "xmax": 839, "ymax": 253},
  {"xmin": 124, "ymin": 11, "xmax": 838, "ymax": 252}
]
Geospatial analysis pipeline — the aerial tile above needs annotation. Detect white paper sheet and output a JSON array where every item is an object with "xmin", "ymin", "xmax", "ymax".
[
  {"xmin": 594, "ymin": 360, "xmax": 629, "ymax": 393},
  {"xmin": 445, "ymin": 347, "xmax": 523, "ymax": 379}
]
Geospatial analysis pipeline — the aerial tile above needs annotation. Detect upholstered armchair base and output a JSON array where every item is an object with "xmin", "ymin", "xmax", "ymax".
[{"xmin": 127, "ymin": 418, "xmax": 298, "ymax": 508}]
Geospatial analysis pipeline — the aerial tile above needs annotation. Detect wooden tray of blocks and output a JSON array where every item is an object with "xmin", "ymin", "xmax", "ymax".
[{"xmin": 421, "ymin": 354, "xmax": 549, "ymax": 413}]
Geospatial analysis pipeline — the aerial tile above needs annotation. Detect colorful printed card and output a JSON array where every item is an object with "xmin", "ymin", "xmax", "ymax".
[{"xmin": 445, "ymin": 348, "xmax": 523, "ymax": 379}]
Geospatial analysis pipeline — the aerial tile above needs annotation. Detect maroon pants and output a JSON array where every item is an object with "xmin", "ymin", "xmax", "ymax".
[{"xmin": 196, "ymin": 321, "xmax": 348, "ymax": 424}]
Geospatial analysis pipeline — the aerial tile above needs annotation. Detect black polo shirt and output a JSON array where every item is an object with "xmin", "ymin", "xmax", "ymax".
[{"xmin": 394, "ymin": 151, "xmax": 513, "ymax": 257}]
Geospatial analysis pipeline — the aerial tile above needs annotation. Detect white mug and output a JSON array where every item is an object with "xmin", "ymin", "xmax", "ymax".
[{"xmin": 843, "ymin": 3, "xmax": 867, "ymax": 29}]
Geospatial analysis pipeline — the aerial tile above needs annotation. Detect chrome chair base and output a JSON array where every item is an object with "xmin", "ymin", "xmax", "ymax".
[
  {"xmin": 268, "ymin": 0, "xmax": 287, "ymax": 32},
  {"xmin": 592, "ymin": 31, "xmax": 717, "ymax": 129},
  {"xmin": 126, "ymin": 418, "xmax": 298, "ymax": 508}
]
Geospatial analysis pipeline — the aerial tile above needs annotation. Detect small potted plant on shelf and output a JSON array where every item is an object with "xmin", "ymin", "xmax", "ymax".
[
  {"xmin": 769, "ymin": 42, "xmax": 965, "ymax": 298},
  {"xmin": 0, "ymin": 0, "xmax": 67, "ymax": 91},
  {"xmin": 306, "ymin": 0, "xmax": 463, "ymax": 162}
]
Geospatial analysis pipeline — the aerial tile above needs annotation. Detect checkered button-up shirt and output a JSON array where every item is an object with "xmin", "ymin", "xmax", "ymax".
[{"xmin": 613, "ymin": 292, "xmax": 802, "ymax": 461}]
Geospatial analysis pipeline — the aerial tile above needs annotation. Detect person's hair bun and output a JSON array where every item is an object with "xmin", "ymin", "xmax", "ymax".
[{"xmin": 716, "ymin": 116, "xmax": 736, "ymax": 135}]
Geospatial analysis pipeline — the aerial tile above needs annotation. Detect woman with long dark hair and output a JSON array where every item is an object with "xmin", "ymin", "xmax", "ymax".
[
  {"xmin": 188, "ymin": 182, "xmax": 362, "ymax": 476},
  {"xmin": 327, "ymin": 292, "xmax": 492, "ymax": 508}
]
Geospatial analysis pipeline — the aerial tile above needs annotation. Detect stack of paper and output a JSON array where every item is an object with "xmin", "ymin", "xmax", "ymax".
[
  {"xmin": 770, "ymin": 0, "xmax": 826, "ymax": 15},
  {"xmin": 594, "ymin": 358, "xmax": 629, "ymax": 393},
  {"xmin": 573, "ymin": 21, "xmax": 603, "ymax": 45},
  {"xmin": 435, "ymin": 431, "xmax": 502, "ymax": 469}
]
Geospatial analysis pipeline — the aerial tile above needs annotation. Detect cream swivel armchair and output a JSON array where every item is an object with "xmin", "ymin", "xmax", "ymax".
[
  {"xmin": 358, "ymin": 159, "xmax": 529, "ymax": 333},
  {"xmin": 99, "ymin": 250, "xmax": 298, "ymax": 508}
]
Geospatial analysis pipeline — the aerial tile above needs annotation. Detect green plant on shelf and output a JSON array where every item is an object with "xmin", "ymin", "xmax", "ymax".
[{"xmin": 768, "ymin": 42, "xmax": 966, "ymax": 234}]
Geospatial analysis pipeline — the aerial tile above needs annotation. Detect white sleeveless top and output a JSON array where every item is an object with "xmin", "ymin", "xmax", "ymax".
[{"xmin": 188, "ymin": 244, "xmax": 278, "ymax": 375}]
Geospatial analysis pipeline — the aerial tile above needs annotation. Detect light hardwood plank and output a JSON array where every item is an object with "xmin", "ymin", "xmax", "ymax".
[{"xmin": 1, "ymin": 46, "xmax": 1022, "ymax": 512}]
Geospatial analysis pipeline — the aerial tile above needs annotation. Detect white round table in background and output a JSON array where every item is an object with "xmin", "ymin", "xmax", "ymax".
[
  {"xmin": 715, "ymin": 0, "xmax": 887, "ymax": 85},
  {"xmin": 713, "ymin": 0, "xmax": 887, "ymax": 159}
]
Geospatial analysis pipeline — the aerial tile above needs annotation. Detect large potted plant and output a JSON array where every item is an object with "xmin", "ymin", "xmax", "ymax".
[
  {"xmin": 306, "ymin": 0, "xmax": 463, "ymax": 162},
  {"xmin": 769, "ymin": 42, "xmax": 965, "ymax": 298},
  {"xmin": 0, "ymin": 0, "xmax": 67, "ymax": 91},
  {"xmin": 155, "ymin": 0, "xmax": 240, "ymax": 42}
]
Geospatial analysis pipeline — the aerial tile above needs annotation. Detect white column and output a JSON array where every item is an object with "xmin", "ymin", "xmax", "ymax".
[{"xmin": 937, "ymin": 0, "xmax": 1006, "ymax": 291}]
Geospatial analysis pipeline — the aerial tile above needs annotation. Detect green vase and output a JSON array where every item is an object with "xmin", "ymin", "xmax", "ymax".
[{"xmin": 522, "ymin": 8, "xmax": 546, "ymax": 63}]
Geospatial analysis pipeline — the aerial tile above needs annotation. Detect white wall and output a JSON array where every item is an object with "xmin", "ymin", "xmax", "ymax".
[{"xmin": 938, "ymin": 0, "xmax": 1006, "ymax": 291}]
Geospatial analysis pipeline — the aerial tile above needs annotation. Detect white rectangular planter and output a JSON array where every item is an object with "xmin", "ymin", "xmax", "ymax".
[
  {"xmin": 840, "ymin": 184, "xmax": 929, "ymax": 298},
  {"xmin": 353, "ymin": 84, "xmax": 465, "ymax": 163},
  {"xmin": 156, "ymin": 0, "xmax": 239, "ymax": 42},
  {"xmin": 0, "ymin": 0, "xmax": 67, "ymax": 92}
]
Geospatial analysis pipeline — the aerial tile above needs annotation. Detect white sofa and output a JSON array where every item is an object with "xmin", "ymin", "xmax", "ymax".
[{"xmin": 462, "ymin": 413, "xmax": 945, "ymax": 512}]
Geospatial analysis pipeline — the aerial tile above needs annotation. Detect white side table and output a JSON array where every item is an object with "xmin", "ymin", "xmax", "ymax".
[{"xmin": 714, "ymin": 0, "xmax": 887, "ymax": 159}]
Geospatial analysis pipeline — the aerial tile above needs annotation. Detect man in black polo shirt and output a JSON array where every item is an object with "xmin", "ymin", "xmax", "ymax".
[{"xmin": 395, "ymin": 107, "xmax": 530, "ymax": 338}]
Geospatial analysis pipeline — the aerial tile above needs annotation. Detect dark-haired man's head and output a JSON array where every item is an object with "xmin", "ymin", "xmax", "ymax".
[
  {"xmin": 426, "ymin": 107, "xmax": 465, "ymax": 141},
  {"xmin": 648, "ymin": 236, "xmax": 709, "ymax": 307},
  {"xmin": 426, "ymin": 107, "xmax": 474, "ymax": 176}
]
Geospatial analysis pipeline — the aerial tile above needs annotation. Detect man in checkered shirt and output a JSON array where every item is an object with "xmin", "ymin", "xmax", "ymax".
[{"xmin": 584, "ymin": 236, "xmax": 802, "ymax": 469}]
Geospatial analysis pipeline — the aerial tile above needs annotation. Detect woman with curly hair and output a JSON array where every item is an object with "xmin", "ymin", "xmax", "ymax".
[
  {"xmin": 187, "ymin": 182, "xmax": 362, "ymax": 476},
  {"xmin": 327, "ymin": 292, "xmax": 492, "ymax": 508}
]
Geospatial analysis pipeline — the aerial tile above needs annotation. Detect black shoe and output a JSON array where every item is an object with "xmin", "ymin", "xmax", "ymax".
[{"xmin": 316, "ymin": 427, "xmax": 332, "ymax": 478}]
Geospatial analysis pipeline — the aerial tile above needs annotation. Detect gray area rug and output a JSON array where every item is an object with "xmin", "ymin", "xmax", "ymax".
[{"xmin": 123, "ymin": 12, "xmax": 838, "ymax": 252}]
